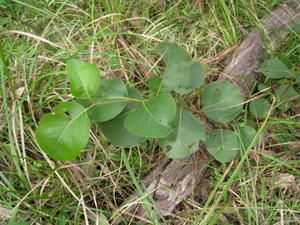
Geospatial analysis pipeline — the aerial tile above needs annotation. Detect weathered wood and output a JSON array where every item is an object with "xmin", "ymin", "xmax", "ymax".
[
  {"xmin": 219, "ymin": 0, "xmax": 300, "ymax": 96},
  {"xmin": 117, "ymin": 0, "xmax": 300, "ymax": 222}
]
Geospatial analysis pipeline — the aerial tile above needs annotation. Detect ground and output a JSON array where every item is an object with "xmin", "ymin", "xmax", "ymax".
[{"xmin": 0, "ymin": 0, "xmax": 299, "ymax": 224}]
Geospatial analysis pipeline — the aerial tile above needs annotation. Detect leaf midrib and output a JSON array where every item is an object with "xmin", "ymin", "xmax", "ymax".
[{"xmin": 52, "ymin": 98, "xmax": 144, "ymax": 152}]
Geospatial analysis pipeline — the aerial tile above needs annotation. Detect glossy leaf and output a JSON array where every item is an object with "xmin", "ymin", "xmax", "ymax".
[
  {"xmin": 202, "ymin": 81, "xmax": 244, "ymax": 123},
  {"xmin": 35, "ymin": 102, "xmax": 90, "ymax": 161},
  {"xmin": 158, "ymin": 43, "xmax": 205, "ymax": 94},
  {"xmin": 101, "ymin": 112, "xmax": 146, "ymax": 148},
  {"xmin": 205, "ymin": 129, "xmax": 240, "ymax": 163},
  {"xmin": 76, "ymin": 78, "xmax": 128, "ymax": 122},
  {"xmin": 275, "ymin": 84, "xmax": 298, "ymax": 112},
  {"xmin": 257, "ymin": 59, "xmax": 292, "ymax": 79},
  {"xmin": 66, "ymin": 59, "xmax": 101, "ymax": 98},
  {"xmin": 124, "ymin": 94, "xmax": 176, "ymax": 138},
  {"xmin": 160, "ymin": 108, "xmax": 206, "ymax": 158},
  {"xmin": 249, "ymin": 97, "xmax": 271, "ymax": 117}
]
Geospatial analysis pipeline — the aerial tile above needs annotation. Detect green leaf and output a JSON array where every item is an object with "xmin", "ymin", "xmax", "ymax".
[
  {"xmin": 292, "ymin": 23, "xmax": 300, "ymax": 32},
  {"xmin": 205, "ymin": 129, "xmax": 240, "ymax": 163},
  {"xmin": 160, "ymin": 108, "xmax": 206, "ymax": 158},
  {"xmin": 249, "ymin": 97, "xmax": 271, "ymax": 117},
  {"xmin": 124, "ymin": 94, "xmax": 176, "ymax": 138},
  {"xmin": 148, "ymin": 76, "xmax": 162, "ymax": 94},
  {"xmin": 101, "ymin": 112, "xmax": 146, "ymax": 148},
  {"xmin": 201, "ymin": 81, "xmax": 244, "ymax": 123},
  {"xmin": 158, "ymin": 43, "xmax": 205, "ymax": 94},
  {"xmin": 66, "ymin": 59, "xmax": 101, "ymax": 98},
  {"xmin": 76, "ymin": 78, "xmax": 128, "ymax": 122},
  {"xmin": 273, "ymin": 52, "xmax": 293, "ymax": 69},
  {"xmin": 275, "ymin": 84, "xmax": 298, "ymax": 112},
  {"xmin": 147, "ymin": 76, "xmax": 170, "ymax": 95},
  {"xmin": 188, "ymin": 61, "xmax": 206, "ymax": 90},
  {"xmin": 257, "ymin": 84, "xmax": 271, "ymax": 93},
  {"xmin": 257, "ymin": 59, "xmax": 292, "ymax": 79},
  {"xmin": 296, "ymin": 71, "xmax": 300, "ymax": 81},
  {"xmin": 157, "ymin": 43, "xmax": 190, "ymax": 63},
  {"xmin": 235, "ymin": 126, "xmax": 257, "ymax": 148},
  {"xmin": 125, "ymin": 87, "xmax": 144, "ymax": 112},
  {"xmin": 35, "ymin": 102, "xmax": 90, "ymax": 161}
]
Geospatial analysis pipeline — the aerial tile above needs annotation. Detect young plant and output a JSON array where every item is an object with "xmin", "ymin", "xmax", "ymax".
[
  {"xmin": 35, "ymin": 43, "xmax": 256, "ymax": 163},
  {"xmin": 250, "ymin": 55, "xmax": 300, "ymax": 118}
]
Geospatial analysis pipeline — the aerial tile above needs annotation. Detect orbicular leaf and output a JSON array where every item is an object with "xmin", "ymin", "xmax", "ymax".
[
  {"xmin": 157, "ymin": 42, "xmax": 190, "ymax": 63},
  {"xmin": 124, "ymin": 94, "xmax": 176, "ymax": 138},
  {"xmin": 157, "ymin": 43, "xmax": 205, "ymax": 94},
  {"xmin": 201, "ymin": 81, "xmax": 244, "ymax": 124},
  {"xmin": 147, "ymin": 76, "xmax": 170, "ymax": 95},
  {"xmin": 257, "ymin": 59, "xmax": 292, "ymax": 79},
  {"xmin": 148, "ymin": 76, "xmax": 162, "ymax": 94},
  {"xmin": 249, "ymin": 97, "xmax": 271, "ymax": 117},
  {"xmin": 159, "ymin": 108, "xmax": 206, "ymax": 158},
  {"xmin": 235, "ymin": 126, "xmax": 257, "ymax": 148},
  {"xmin": 125, "ymin": 87, "xmax": 144, "ymax": 112},
  {"xmin": 100, "ymin": 112, "xmax": 146, "ymax": 148},
  {"xmin": 275, "ymin": 84, "xmax": 298, "ymax": 112},
  {"xmin": 35, "ymin": 102, "xmax": 90, "ymax": 161},
  {"xmin": 205, "ymin": 129, "xmax": 240, "ymax": 163},
  {"xmin": 76, "ymin": 78, "xmax": 128, "ymax": 122},
  {"xmin": 188, "ymin": 61, "xmax": 206, "ymax": 90},
  {"xmin": 66, "ymin": 59, "xmax": 101, "ymax": 98}
]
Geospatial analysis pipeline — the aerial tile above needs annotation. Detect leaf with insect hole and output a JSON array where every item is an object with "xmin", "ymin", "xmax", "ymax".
[{"xmin": 202, "ymin": 81, "xmax": 244, "ymax": 123}]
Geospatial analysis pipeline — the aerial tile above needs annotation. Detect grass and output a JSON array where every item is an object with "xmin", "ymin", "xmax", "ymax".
[{"xmin": 0, "ymin": 0, "xmax": 299, "ymax": 224}]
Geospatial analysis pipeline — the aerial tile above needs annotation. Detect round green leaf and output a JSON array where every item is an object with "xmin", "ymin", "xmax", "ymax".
[
  {"xmin": 249, "ymin": 97, "xmax": 271, "ymax": 117},
  {"xmin": 235, "ymin": 126, "xmax": 257, "ymax": 148},
  {"xmin": 160, "ymin": 108, "xmax": 206, "ymax": 158},
  {"xmin": 275, "ymin": 84, "xmax": 298, "ymax": 112},
  {"xmin": 148, "ymin": 76, "xmax": 162, "ymax": 94},
  {"xmin": 205, "ymin": 129, "xmax": 240, "ymax": 163},
  {"xmin": 257, "ymin": 59, "xmax": 292, "ymax": 79},
  {"xmin": 35, "ymin": 102, "xmax": 90, "ymax": 161},
  {"xmin": 76, "ymin": 78, "xmax": 128, "ymax": 122},
  {"xmin": 157, "ymin": 42, "xmax": 190, "ymax": 63},
  {"xmin": 202, "ymin": 81, "xmax": 244, "ymax": 123},
  {"xmin": 66, "ymin": 59, "xmax": 101, "ymax": 98},
  {"xmin": 124, "ymin": 94, "xmax": 176, "ymax": 138},
  {"xmin": 158, "ymin": 43, "xmax": 205, "ymax": 94},
  {"xmin": 147, "ymin": 76, "xmax": 171, "ymax": 94},
  {"xmin": 125, "ymin": 87, "xmax": 144, "ymax": 112},
  {"xmin": 188, "ymin": 61, "xmax": 206, "ymax": 90},
  {"xmin": 101, "ymin": 112, "xmax": 146, "ymax": 148}
]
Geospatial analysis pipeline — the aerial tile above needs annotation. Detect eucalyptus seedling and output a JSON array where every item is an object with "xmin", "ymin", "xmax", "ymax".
[{"xmin": 36, "ymin": 43, "xmax": 261, "ymax": 162}]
